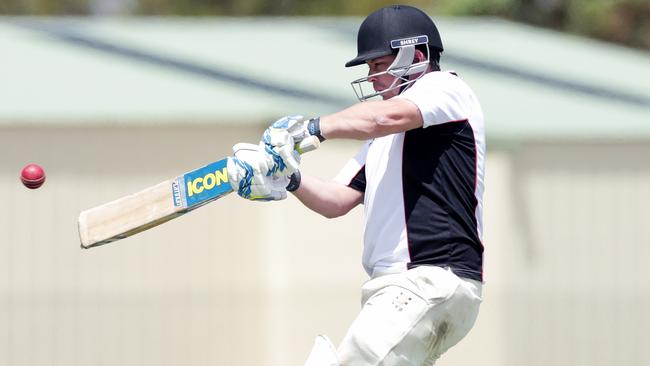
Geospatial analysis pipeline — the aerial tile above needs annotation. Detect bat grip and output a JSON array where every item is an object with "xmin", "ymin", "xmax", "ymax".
[{"xmin": 295, "ymin": 135, "xmax": 320, "ymax": 154}]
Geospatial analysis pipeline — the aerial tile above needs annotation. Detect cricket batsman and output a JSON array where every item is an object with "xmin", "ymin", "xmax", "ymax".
[{"xmin": 228, "ymin": 4, "xmax": 486, "ymax": 365}]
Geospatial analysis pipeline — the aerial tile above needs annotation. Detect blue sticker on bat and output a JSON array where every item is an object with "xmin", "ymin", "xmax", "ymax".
[
  {"xmin": 172, "ymin": 179, "xmax": 185, "ymax": 207},
  {"xmin": 174, "ymin": 159, "xmax": 232, "ymax": 208}
]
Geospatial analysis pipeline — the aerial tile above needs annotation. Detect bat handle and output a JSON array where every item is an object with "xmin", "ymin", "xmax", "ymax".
[{"xmin": 294, "ymin": 135, "xmax": 320, "ymax": 155}]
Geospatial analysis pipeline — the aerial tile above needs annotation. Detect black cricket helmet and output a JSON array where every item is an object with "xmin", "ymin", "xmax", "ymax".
[
  {"xmin": 346, "ymin": 4, "xmax": 443, "ymax": 68},
  {"xmin": 347, "ymin": 5, "xmax": 443, "ymax": 101}
]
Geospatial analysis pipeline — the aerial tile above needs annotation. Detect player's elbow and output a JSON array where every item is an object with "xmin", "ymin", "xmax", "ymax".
[
  {"xmin": 320, "ymin": 196, "xmax": 360, "ymax": 219},
  {"xmin": 320, "ymin": 207, "xmax": 347, "ymax": 219},
  {"xmin": 298, "ymin": 180, "xmax": 362, "ymax": 218},
  {"xmin": 302, "ymin": 198, "xmax": 351, "ymax": 219},
  {"xmin": 320, "ymin": 211, "xmax": 340, "ymax": 219}
]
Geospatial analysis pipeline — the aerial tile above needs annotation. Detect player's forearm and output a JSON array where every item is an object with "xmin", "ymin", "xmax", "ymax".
[
  {"xmin": 292, "ymin": 175, "xmax": 362, "ymax": 219},
  {"xmin": 319, "ymin": 99, "xmax": 423, "ymax": 140}
]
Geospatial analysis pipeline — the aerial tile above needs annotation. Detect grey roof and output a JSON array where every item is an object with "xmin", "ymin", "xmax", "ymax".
[{"xmin": 1, "ymin": 16, "xmax": 649, "ymax": 141}]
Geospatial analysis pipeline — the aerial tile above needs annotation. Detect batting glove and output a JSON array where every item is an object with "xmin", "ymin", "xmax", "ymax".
[
  {"xmin": 227, "ymin": 143, "xmax": 290, "ymax": 201},
  {"xmin": 262, "ymin": 115, "xmax": 325, "ymax": 174}
]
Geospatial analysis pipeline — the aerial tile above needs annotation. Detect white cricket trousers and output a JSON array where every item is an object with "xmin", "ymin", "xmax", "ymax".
[{"xmin": 337, "ymin": 266, "xmax": 482, "ymax": 366}]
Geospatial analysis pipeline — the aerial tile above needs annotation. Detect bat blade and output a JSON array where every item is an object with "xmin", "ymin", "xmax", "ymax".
[
  {"xmin": 78, "ymin": 158, "xmax": 232, "ymax": 249},
  {"xmin": 77, "ymin": 135, "xmax": 320, "ymax": 249}
]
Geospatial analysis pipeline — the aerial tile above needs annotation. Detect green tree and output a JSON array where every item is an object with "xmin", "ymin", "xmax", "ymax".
[{"xmin": 1, "ymin": 0, "xmax": 647, "ymax": 49}]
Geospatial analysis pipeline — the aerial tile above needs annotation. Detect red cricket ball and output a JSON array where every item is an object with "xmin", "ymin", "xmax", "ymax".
[{"xmin": 20, "ymin": 163, "xmax": 46, "ymax": 189}]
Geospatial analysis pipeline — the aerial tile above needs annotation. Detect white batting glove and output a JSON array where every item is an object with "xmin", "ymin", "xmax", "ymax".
[
  {"xmin": 227, "ymin": 143, "xmax": 290, "ymax": 201},
  {"xmin": 262, "ymin": 115, "xmax": 306, "ymax": 174},
  {"xmin": 262, "ymin": 115, "xmax": 325, "ymax": 174},
  {"xmin": 263, "ymin": 115, "xmax": 310, "ymax": 145}
]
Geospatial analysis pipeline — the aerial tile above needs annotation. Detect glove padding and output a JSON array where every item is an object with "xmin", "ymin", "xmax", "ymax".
[
  {"xmin": 262, "ymin": 115, "xmax": 309, "ymax": 174},
  {"xmin": 227, "ymin": 143, "xmax": 290, "ymax": 201}
]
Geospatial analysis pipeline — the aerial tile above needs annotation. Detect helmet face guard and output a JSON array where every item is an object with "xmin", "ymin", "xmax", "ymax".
[{"xmin": 350, "ymin": 35, "xmax": 430, "ymax": 102}]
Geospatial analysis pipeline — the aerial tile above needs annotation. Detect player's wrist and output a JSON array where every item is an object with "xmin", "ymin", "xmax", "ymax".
[
  {"xmin": 307, "ymin": 117, "xmax": 326, "ymax": 142},
  {"xmin": 286, "ymin": 171, "xmax": 301, "ymax": 192}
]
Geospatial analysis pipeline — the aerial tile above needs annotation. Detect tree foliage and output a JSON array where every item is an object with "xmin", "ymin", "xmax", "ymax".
[{"xmin": 1, "ymin": 0, "xmax": 647, "ymax": 49}]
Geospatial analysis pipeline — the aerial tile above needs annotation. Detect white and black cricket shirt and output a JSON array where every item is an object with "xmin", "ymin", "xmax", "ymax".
[{"xmin": 335, "ymin": 71, "xmax": 485, "ymax": 281}]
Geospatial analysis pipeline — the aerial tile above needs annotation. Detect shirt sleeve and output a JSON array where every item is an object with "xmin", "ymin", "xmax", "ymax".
[
  {"xmin": 334, "ymin": 140, "xmax": 370, "ymax": 192},
  {"xmin": 396, "ymin": 72, "xmax": 471, "ymax": 128},
  {"xmin": 347, "ymin": 166, "xmax": 366, "ymax": 192}
]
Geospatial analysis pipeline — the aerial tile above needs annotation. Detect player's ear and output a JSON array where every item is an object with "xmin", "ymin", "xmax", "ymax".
[{"xmin": 413, "ymin": 49, "xmax": 427, "ymax": 63}]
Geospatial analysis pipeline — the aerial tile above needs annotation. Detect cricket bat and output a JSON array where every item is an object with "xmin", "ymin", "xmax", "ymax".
[{"xmin": 78, "ymin": 137, "xmax": 319, "ymax": 249}]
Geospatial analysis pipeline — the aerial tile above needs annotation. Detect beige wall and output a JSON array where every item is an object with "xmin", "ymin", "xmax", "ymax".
[
  {"xmin": 0, "ymin": 126, "xmax": 648, "ymax": 366},
  {"xmin": 494, "ymin": 142, "xmax": 650, "ymax": 366}
]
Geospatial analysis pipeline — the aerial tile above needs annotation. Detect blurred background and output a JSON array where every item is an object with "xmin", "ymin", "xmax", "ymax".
[{"xmin": 1, "ymin": 1, "xmax": 649, "ymax": 366}]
